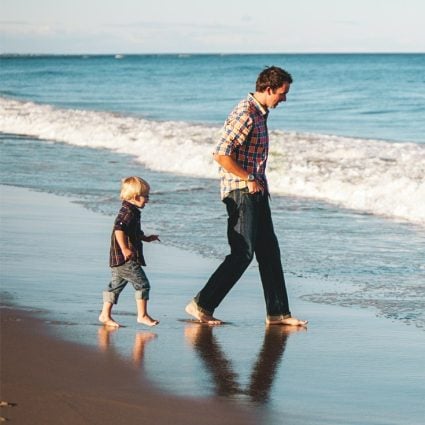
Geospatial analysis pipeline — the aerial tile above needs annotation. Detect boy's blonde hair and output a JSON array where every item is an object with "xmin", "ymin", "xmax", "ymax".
[{"xmin": 120, "ymin": 176, "xmax": 150, "ymax": 201}]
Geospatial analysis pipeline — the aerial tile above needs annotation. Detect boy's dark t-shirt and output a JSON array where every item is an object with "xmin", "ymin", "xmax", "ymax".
[{"xmin": 109, "ymin": 201, "xmax": 146, "ymax": 267}]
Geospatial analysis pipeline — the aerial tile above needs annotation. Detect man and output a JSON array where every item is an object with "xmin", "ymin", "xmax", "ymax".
[{"xmin": 185, "ymin": 66, "xmax": 307, "ymax": 326}]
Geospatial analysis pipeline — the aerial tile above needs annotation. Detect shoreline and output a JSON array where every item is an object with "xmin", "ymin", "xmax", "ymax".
[{"xmin": 1, "ymin": 185, "xmax": 424, "ymax": 425}]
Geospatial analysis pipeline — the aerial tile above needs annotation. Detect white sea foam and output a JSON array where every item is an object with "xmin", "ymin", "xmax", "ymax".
[
  {"xmin": 267, "ymin": 131, "xmax": 425, "ymax": 226},
  {"xmin": 1, "ymin": 96, "xmax": 424, "ymax": 226}
]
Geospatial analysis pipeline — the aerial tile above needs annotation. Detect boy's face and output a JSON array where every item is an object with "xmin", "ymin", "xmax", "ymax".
[{"xmin": 131, "ymin": 193, "xmax": 149, "ymax": 209}]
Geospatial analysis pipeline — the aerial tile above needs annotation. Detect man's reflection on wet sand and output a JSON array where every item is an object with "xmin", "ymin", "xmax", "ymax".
[
  {"xmin": 185, "ymin": 325, "xmax": 303, "ymax": 404},
  {"xmin": 97, "ymin": 326, "xmax": 157, "ymax": 367}
]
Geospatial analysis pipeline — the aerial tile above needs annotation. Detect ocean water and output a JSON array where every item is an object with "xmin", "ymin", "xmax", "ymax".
[{"xmin": 1, "ymin": 53, "xmax": 425, "ymax": 330}]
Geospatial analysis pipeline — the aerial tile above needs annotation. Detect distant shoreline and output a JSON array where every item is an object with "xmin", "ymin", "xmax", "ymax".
[{"xmin": 1, "ymin": 52, "xmax": 424, "ymax": 57}]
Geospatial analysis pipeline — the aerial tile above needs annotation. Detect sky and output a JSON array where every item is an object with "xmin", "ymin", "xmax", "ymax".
[{"xmin": 0, "ymin": 0, "xmax": 424, "ymax": 54}]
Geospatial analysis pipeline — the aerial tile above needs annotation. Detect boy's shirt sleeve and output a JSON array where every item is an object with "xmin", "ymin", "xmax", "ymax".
[{"xmin": 113, "ymin": 208, "xmax": 133, "ymax": 232}]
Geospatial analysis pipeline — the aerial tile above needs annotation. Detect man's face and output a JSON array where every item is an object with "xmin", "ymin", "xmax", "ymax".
[{"xmin": 266, "ymin": 83, "xmax": 290, "ymax": 109}]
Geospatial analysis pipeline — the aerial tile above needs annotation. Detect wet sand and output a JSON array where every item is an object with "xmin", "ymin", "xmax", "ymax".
[
  {"xmin": 0, "ymin": 306, "xmax": 256, "ymax": 425},
  {"xmin": 0, "ymin": 186, "xmax": 257, "ymax": 424},
  {"xmin": 1, "ymin": 185, "xmax": 424, "ymax": 425}
]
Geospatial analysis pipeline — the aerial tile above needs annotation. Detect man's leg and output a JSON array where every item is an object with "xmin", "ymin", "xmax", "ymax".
[
  {"xmin": 255, "ymin": 196, "xmax": 290, "ymax": 317},
  {"xmin": 256, "ymin": 197, "xmax": 308, "ymax": 326},
  {"xmin": 190, "ymin": 189, "xmax": 257, "ymax": 318}
]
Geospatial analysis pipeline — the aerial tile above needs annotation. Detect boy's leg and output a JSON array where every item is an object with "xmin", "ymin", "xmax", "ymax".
[
  {"xmin": 119, "ymin": 260, "xmax": 159, "ymax": 326},
  {"xmin": 99, "ymin": 267, "xmax": 128, "ymax": 327},
  {"xmin": 136, "ymin": 299, "xmax": 159, "ymax": 326},
  {"xmin": 99, "ymin": 301, "xmax": 120, "ymax": 327}
]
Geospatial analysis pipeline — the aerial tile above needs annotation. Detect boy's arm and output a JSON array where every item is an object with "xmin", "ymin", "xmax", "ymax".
[
  {"xmin": 142, "ymin": 234, "xmax": 160, "ymax": 242},
  {"xmin": 114, "ymin": 230, "xmax": 133, "ymax": 261}
]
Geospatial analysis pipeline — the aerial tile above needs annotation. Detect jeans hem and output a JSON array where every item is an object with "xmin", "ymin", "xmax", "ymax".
[
  {"xmin": 192, "ymin": 299, "xmax": 214, "ymax": 316},
  {"xmin": 266, "ymin": 313, "xmax": 291, "ymax": 320},
  {"xmin": 134, "ymin": 290, "xmax": 150, "ymax": 301},
  {"xmin": 103, "ymin": 291, "xmax": 118, "ymax": 305}
]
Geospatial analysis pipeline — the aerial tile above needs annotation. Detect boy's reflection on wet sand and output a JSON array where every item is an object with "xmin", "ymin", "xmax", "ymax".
[{"xmin": 97, "ymin": 326, "xmax": 157, "ymax": 367}]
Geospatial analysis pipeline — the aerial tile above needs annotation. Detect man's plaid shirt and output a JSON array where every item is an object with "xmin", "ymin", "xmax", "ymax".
[{"xmin": 214, "ymin": 93, "xmax": 269, "ymax": 199}]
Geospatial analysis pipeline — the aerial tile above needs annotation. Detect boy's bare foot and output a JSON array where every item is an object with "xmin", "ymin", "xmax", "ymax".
[
  {"xmin": 137, "ymin": 314, "xmax": 159, "ymax": 327},
  {"xmin": 133, "ymin": 332, "xmax": 157, "ymax": 364},
  {"xmin": 185, "ymin": 300, "xmax": 223, "ymax": 325},
  {"xmin": 98, "ymin": 314, "xmax": 120, "ymax": 327},
  {"xmin": 266, "ymin": 315, "xmax": 308, "ymax": 326},
  {"xmin": 97, "ymin": 326, "xmax": 118, "ymax": 351}
]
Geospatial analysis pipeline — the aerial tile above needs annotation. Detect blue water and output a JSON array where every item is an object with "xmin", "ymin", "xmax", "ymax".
[
  {"xmin": 1, "ymin": 54, "xmax": 424, "ymax": 330},
  {"xmin": 1, "ymin": 54, "xmax": 425, "ymax": 143}
]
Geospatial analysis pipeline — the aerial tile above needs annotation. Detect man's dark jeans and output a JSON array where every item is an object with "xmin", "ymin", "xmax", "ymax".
[{"xmin": 195, "ymin": 188, "xmax": 290, "ymax": 317}]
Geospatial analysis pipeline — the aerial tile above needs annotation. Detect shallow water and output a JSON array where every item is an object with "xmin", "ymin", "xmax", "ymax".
[{"xmin": 1, "ymin": 134, "xmax": 424, "ymax": 330}]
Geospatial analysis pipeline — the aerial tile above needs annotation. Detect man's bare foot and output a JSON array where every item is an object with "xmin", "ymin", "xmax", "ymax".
[
  {"xmin": 137, "ymin": 314, "xmax": 159, "ymax": 327},
  {"xmin": 185, "ymin": 300, "xmax": 223, "ymax": 325},
  {"xmin": 266, "ymin": 315, "xmax": 308, "ymax": 326},
  {"xmin": 98, "ymin": 314, "xmax": 120, "ymax": 327}
]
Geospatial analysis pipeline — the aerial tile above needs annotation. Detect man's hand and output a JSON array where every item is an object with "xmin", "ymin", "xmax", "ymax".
[
  {"xmin": 247, "ymin": 179, "xmax": 264, "ymax": 194},
  {"xmin": 213, "ymin": 154, "xmax": 264, "ymax": 194}
]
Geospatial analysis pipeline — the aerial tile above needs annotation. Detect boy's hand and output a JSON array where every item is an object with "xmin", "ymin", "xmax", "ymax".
[
  {"xmin": 122, "ymin": 247, "xmax": 133, "ymax": 261},
  {"xmin": 143, "ymin": 234, "xmax": 160, "ymax": 242}
]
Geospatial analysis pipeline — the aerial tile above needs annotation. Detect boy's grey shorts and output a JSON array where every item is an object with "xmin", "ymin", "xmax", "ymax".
[{"xmin": 103, "ymin": 260, "xmax": 150, "ymax": 304}]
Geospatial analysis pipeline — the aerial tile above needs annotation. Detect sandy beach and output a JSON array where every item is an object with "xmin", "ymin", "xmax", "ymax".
[
  {"xmin": 1, "ymin": 185, "xmax": 424, "ymax": 425},
  {"xmin": 0, "ymin": 186, "xmax": 257, "ymax": 424},
  {"xmin": 0, "ymin": 306, "xmax": 257, "ymax": 425}
]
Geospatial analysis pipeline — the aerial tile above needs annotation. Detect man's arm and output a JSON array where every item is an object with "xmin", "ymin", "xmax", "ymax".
[{"xmin": 213, "ymin": 154, "xmax": 264, "ymax": 193}]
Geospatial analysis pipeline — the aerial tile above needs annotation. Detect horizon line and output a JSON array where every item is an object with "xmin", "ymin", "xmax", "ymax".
[{"xmin": 1, "ymin": 51, "xmax": 424, "ymax": 56}]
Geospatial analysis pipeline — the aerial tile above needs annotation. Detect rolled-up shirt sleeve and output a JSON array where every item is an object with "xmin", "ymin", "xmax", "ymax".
[
  {"xmin": 113, "ymin": 210, "xmax": 133, "ymax": 232},
  {"xmin": 215, "ymin": 112, "xmax": 253, "ymax": 156}
]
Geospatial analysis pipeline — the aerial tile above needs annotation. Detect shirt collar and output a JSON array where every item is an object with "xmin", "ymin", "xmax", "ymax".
[
  {"xmin": 248, "ymin": 93, "xmax": 268, "ymax": 116},
  {"xmin": 122, "ymin": 200, "xmax": 141, "ymax": 215}
]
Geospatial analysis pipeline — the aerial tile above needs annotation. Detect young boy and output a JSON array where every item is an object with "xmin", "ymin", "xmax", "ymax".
[{"xmin": 99, "ymin": 176, "xmax": 159, "ymax": 327}]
